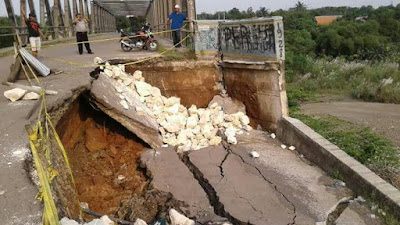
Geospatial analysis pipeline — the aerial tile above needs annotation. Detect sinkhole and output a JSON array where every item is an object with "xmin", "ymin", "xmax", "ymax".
[{"xmin": 48, "ymin": 59, "xmax": 285, "ymax": 223}]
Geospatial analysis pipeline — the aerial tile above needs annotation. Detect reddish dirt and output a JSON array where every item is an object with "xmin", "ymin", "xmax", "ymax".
[{"xmin": 57, "ymin": 96, "xmax": 149, "ymax": 215}]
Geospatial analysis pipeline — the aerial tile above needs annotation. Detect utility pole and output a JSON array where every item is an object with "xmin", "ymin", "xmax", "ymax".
[
  {"xmin": 72, "ymin": 0, "xmax": 78, "ymax": 17},
  {"xmin": 27, "ymin": 0, "xmax": 36, "ymax": 15},
  {"xmin": 40, "ymin": 0, "xmax": 45, "ymax": 26},
  {"xmin": 64, "ymin": 0, "xmax": 72, "ymax": 37},
  {"xmin": 20, "ymin": 0, "xmax": 27, "ymax": 43},
  {"xmin": 4, "ymin": 0, "xmax": 20, "ymax": 43},
  {"xmin": 79, "ymin": 0, "xmax": 84, "ymax": 16},
  {"xmin": 20, "ymin": 0, "xmax": 27, "ymax": 26}
]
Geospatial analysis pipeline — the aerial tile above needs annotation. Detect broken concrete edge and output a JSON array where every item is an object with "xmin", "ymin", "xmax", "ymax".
[
  {"xmin": 93, "ymin": 101, "xmax": 163, "ymax": 149},
  {"xmin": 111, "ymin": 59, "xmax": 217, "ymax": 70},
  {"xmin": 180, "ymin": 149, "xmax": 247, "ymax": 225},
  {"xmin": 47, "ymin": 84, "xmax": 92, "ymax": 124},
  {"xmin": 276, "ymin": 116, "xmax": 400, "ymax": 220},
  {"xmin": 137, "ymin": 148, "xmax": 201, "ymax": 220}
]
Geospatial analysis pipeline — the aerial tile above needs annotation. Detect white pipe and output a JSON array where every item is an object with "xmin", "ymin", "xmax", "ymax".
[{"xmin": 19, "ymin": 48, "xmax": 51, "ymax": 77}]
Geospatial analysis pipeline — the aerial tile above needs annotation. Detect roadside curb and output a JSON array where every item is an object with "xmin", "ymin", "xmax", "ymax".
[{"xmin": 277, "ymin": 116, "xmax": 400, "ymax": 219}]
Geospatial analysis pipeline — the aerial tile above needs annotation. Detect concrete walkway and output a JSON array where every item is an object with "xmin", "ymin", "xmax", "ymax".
[{"xmin": 0, "ymin": 33, "xmax": 171, "ymax": 225}]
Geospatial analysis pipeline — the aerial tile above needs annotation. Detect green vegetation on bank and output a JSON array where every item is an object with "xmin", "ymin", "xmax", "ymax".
[
  {"xmin": 292, "ymin": 113, "xmax": 400, "ymax": 173},
  {"xmin": 287, "ymin": 58, "xmax": 400, "ymax": 104}
]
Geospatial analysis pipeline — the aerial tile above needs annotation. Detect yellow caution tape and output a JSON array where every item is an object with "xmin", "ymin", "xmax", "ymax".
[
  {"xmin": 25, "ymin": 25, "xmax": 187, "ymax": 50},
  {"xmin": 29, "ymin": 124, "xmax": 60, "ymax": 225},
  {"xmin": 41, "ymin": 33, "xmax": 191, "ymax": 68}
]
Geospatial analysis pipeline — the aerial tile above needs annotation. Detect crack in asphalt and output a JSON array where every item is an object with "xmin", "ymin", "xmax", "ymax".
[
  {"xmin": 181, "ymin": 152, "xmax": 250, "ymax": 225},
  {"xmin": 223, "ymin": 142, "xmax": 297, "ymax": 225},
  {"xmin": 232, "ymin": 186, "xmax": 264, "ymax": 220},
  {"xmin": 218, "ymin": 149, "xmax": 230, "ymax": 180}
]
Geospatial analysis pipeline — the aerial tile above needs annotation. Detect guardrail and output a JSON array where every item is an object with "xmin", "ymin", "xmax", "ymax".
[{"xmin": 152, "ymin": 21, "xmax": 192, "ymax": 47}]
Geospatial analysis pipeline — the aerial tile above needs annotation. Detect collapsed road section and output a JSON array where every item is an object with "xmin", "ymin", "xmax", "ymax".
[
  {"xmin": 27, "ymin": 17, "xmax": 395, "ymax": 225},
  {"xmin": 43, "ymin": 58, "xmax": 387, "ymax": 225}
]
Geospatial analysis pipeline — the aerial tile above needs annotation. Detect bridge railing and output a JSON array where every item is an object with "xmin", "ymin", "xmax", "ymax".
[{"xmin": 152, "ymin": 21, "xmax": 193, "ymax": 47}]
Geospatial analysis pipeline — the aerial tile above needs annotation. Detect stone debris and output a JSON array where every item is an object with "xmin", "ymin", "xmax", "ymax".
[
  {"xmin": 169, "ymin": 209, "xmax": 195, "ymax": 225},
  {"xmin": 288, "ymin": 146, "xmax": 296, "ymax": 151},
  {"xmin": 80, "ymin": 202, "xmax": 89, "ymax": 210},
  {"xmin": 120, "ymin": 100, "xmax": 129, "ymax": 110},
  {"xmin": 4, "ymin": 88, "xmax": 27, "ymax": 102},
  {"xmin": 100, "ymin": 65, "xmax": 253, "ymax": 152},
  {"xmin": 334, "ymin": 180, "xmax": 346, "ymax": 187},
  {"xmin": 250, "ymin": 151, "xmax": 260, "ymax": 158},
  {"xmin": 93, "ymin": 57, "xmax": 105, "ymax": 64},
  {"xmin": 60, "ymin": 216, "xmax": 114, "ymax": 225},
  {"xmin": 22, "ymin": 92, "xmax": 40, "ymax": 100},
  {"xmin": 134, "ymin": 218, "xmax": 148, "ymax": 225},
  {"xmin": 281, "ymin": 144, "xmax": 287, "ymax": 149},
  {"xmin": 355, "ymin": 196, "xmax": 366, "ymax": 203},
  {"xmin": 100, "ymin": 215, "xmax": 114, "ymax": 225},
  {"xmin": 60, "ymin": 218, "xmax": 79, "ymax": 225},
  {"xmin": 270, "ymin": 133, "xmax": 276, "ymax": 139}
]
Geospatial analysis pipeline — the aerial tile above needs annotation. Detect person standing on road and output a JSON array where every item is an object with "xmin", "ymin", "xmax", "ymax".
[
  {"xmin": 168, "ymin": 5, "xmax": 187, "ymax": 48},
  {"xmin": 73, "ymin": 13, "xmax": 94, "ymax": 55},
  {"xmin": 22, "ymin": 11, "xmax": 44, "ymax": 58}
]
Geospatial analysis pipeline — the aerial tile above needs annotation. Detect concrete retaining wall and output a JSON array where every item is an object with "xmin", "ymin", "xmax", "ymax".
[
  {"xmin": 277, "ymin": 116, "xmax": 400, "ymax": 219},
  {"xmin": 223, "ymin": 61, "xmax": 287, "ymax": 131}
]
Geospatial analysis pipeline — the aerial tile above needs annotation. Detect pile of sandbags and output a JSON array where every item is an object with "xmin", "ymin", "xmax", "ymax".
[{"xmin": 99, "ymin": 63, "xmax": 252, "ymax": 152}]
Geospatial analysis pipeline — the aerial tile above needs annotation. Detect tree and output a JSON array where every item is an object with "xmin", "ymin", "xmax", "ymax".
[
  {"xmin": 294, "ymin": 1, "xmax": 307, "ymax": 11},
  {"xmin": 256, "ymin": 7, "xmax": 269, "ymax": 17},
  {"xmin": 246, "ymin": 7, "xmax": 256, "ymax": 18}
]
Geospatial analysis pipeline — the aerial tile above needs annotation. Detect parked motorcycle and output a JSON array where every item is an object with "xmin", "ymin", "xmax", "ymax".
[{"xmin": 120, "ymin": 23, "xmax": 158, "ymax": 52}]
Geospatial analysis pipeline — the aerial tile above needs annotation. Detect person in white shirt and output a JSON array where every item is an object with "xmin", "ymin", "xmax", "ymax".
[{"xmin": 72, "ymin": 13, "xmax": 93, "ymax": 55}]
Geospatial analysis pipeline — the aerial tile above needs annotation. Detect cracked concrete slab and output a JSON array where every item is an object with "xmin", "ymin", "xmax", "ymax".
[
  {"xmin": 187, "ymin": 145, "xmax": 295, "ymax": 225},
  {"xmin": 139, "ymin": 147, "xmax": 223, "ymax": 223},
  {"xmin": 182, "ymin": 129, "xmax": 381, "ymax": 225},
  {"xmin": 230, "ymin": 130, "xmax": 357, "ymax": 224}
]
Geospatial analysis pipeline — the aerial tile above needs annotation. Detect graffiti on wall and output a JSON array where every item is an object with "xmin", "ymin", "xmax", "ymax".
[
  {"xmin": 194, "ymin": 17, "xmax": 285, "ymax": 61},
  {"xmin": 219, "ymin": 17, "xmax": 285, "ymax": 60},
  {"xmin": 220, "ymin": 24, "xmax": 275, "ymax": 54},
  {"xmin": 194, "ymin": 21, "xmax": 220, "ymax": 56}
]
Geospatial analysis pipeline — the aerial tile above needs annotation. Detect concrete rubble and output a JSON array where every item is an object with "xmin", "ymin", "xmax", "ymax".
[
  {"xmin": 60, "ymin": 215, "xmax": 114, "ymax": 225},
  {"xmin": 22, "ymin": 91, "xmax": 40, "ymax": 100},
  {"xmin": 3, "ymin": 88, "xmax": 27, "ymax": 102},
  {"xmin": 169, "ymin": 209, "xmax": 195, "ymax": 225},
  {"xmin": 94, "ymin": 63, "xmax": 253, "ymax": 152}
]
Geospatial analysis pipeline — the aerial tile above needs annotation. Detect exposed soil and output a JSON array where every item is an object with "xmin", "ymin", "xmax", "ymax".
[{"xmin": 56, "ymin": 94, "xmax": 150, "ymax": 215}]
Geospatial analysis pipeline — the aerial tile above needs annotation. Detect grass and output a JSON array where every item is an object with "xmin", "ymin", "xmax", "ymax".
[
  {"xmin": 291, "ymin": 113, "xmax": 400, "ymax": 173},
  {"xmin": 287, "ymin": 56, "xmax": 400, "ymax": 104},
  {"xmin": 157, "ymin": 42, "xmax": 196, "ymax": 61},
  {"xmin": 289, "ymin": 111, "xmax": 400, "ymax": 224},
  {"xmin": 287, "ymin": 58, "xmax": 400, "ymax": 223}
]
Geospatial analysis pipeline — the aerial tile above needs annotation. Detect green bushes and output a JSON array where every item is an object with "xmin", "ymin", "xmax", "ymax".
[{"xmin": 287, "ymin": 56, "xmax": 400, "ymax": 104}]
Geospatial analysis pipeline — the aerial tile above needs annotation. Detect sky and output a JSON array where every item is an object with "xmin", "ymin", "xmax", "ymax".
[
  {"xmin": 0, "ymin": 0, "xmax": 399, "ymax": 17},
  {"xmin": 196, "ymin": 0, "xmax": 399, "ymax": 13}
]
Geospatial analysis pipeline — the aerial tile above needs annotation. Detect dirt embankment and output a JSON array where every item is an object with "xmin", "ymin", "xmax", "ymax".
[{"xmin": 56, "ymin": 96, "xmax": 149, "ymax": 215}]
